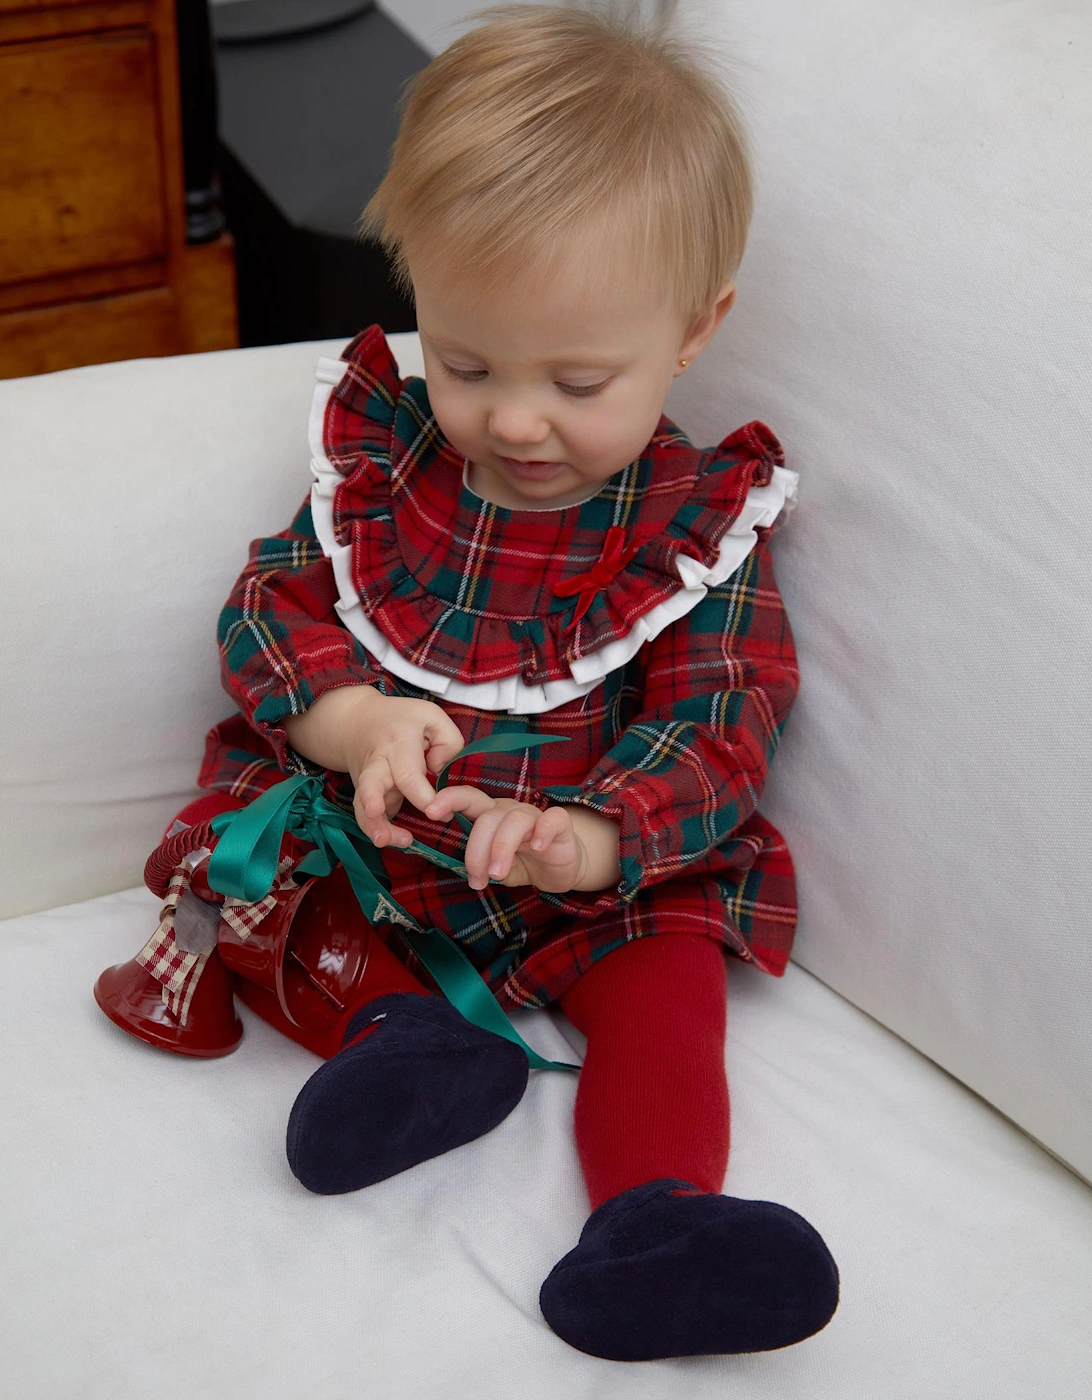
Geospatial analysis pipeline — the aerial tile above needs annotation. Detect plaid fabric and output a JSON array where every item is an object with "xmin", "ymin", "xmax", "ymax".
[
  {"xmin": 321, "ymin": 324, "xmax": 782, "ymax": 686},
  {"xmin": 201, "ymin": 326, "xmax": 802, "ymax": 1009}
]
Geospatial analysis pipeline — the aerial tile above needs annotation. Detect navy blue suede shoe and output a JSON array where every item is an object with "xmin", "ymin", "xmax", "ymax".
[
  {"xmin": 286, "ymin": 993, "xmax": 529, "ymax": 1194},
  {"xmin": 539, "ymin": 1178, "xmax": 840, "ymax": 1360}
]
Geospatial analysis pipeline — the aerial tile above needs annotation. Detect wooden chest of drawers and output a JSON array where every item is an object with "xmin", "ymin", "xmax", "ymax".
[{"xmin": 0, "ymin": 0, "xmax": 237, "ymax": 378}]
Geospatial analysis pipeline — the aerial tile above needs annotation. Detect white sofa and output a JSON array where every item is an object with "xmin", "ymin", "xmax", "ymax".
[{"xmin": 2, "ymin": 1, "xmax": 1090, "ymax": 1395}]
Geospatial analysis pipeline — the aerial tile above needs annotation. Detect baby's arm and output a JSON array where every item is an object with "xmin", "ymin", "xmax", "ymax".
[
  {"xmin": 535, "ymin": 531, "xmax": 800, "ymax": 915},
  {"xmin": 218, "ymin": 495, "xmax": 381, "ymax": 764},
  {"xmin": 218, "ymin": 497, "xmax": 461, "ymax": 845}
]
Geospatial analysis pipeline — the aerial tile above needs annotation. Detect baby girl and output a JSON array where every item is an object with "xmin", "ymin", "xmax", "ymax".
[{"xmin": 96, "ymin": 1, "xmax": 838, "ymax": 1363}]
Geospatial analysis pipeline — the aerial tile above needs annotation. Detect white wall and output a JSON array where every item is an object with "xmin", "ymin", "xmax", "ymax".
[
  {"xmin": 381, "ymin": 0, "xmax": 671, "ymax": 57},
  {"xmin": 379, "ymin": 0, "xmax": 492, "ymax": 53}
]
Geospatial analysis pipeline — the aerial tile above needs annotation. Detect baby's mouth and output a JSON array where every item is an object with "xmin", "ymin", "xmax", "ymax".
[{"xmin": 499, "ymin": 456, "xmax": 567, "ymax": 481}]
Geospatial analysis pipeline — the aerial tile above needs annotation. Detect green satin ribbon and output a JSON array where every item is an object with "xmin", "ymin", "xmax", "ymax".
[{"xmin": 206, "ymin": 733, "xmax": 580, "ymax": 1072}]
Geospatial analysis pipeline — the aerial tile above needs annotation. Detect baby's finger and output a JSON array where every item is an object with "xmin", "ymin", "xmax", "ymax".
[
  {"xmin": 422, "ymin": 712, "xmax": 466, "ymax": 775},
  {"xmin": 388, "ymin": 753, "xmax": 440, "ymax": 814},
  {"xmin": 353, "ymin": 759, "xmax": 391, "ymax": 824},
  {"xmin": 529, "ymin": 806, "xmax": 573, "ymax": 852},
  {"xmin": 353, "ymin": 760, "xmax": 406, "ymax": 848},
  {"xmin": 485, "ymin": 808, "xmax": 540, "ymax": 883},
  {"xmin": 423, "ymin": 784, "xmax": 495, "ymax": 824},
  {"xmin": 463, "ymin": 806, "xmax": 515, "ymax": 890}
]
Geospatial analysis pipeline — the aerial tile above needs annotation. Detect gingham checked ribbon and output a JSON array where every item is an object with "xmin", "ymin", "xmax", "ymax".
[
  {"xmin": 134, "ymin": 864, "xmax": 208, "ymax": 1028},
  {"xmin": 220, "ymin": 856, "xmax": 299, "ymax": 941},
  {"xmin": 135, "ymin": 856, "xmax": 299, "ymax": 1026}
]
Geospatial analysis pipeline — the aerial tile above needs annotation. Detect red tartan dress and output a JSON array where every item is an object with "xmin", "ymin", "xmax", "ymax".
[{"xmin": 197, "ymin": 324, "xmax": 802, "ymax": 1011}]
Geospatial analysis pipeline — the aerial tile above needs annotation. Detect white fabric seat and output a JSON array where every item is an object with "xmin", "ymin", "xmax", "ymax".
[{"xmin": 3, "ymin": 886, "xmax": 1090, "ymax": 1399}]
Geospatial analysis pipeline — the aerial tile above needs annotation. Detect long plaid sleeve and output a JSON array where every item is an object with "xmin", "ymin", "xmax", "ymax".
[
  {"xmin": 539, "ymin": 533, "xmax": 799, "ymax": 913},
  {"xmin": 216, "ymin": 495, "xmax": 384, "ymax": 769}
]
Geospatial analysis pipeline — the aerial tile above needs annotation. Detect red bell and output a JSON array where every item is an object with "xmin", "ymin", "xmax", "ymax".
[
  {"xmin": 217, "ymin": 863, "xmax": 370, "ymax": 1033},
  {"xmin": 93, "ymin": 945, "xmax": 244, "ymax": 1059},
  {"xmin": 95, "ymin": 825, "xmax": 372, "ymax": 1059}
]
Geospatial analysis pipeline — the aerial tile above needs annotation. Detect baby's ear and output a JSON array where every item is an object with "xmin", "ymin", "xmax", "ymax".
[
  {"xmin": 719, "ymin": 282, "xmax": 737, "ymax": 318},
  {"xmin": 680, "ymin": 282, "xmax": 737, "ymax": 363}
]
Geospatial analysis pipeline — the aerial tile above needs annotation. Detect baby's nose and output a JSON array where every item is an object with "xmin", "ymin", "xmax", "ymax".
[{"xmin": 487, "ymin": 399, "xmax": 551, "ymax": 448}]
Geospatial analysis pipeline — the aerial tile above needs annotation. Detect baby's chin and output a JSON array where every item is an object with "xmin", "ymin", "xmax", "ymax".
[{"xmin": 467, "ymin": 457, "xmax": 606, "ymax": 510}]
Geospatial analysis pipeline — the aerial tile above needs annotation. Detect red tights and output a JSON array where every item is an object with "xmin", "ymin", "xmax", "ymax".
[
  {"xmin": 559, "ymin": 934, "xmax": 730, "ymax": 1208},
  {"xmin": 173, "ymin": 795, "xmax": 731, "ymax": 1210}
]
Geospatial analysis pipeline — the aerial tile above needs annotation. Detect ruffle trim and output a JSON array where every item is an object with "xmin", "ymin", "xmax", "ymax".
[{"xmin": 308, "ymin": 346, "xmax": 798, "ymax": 715}]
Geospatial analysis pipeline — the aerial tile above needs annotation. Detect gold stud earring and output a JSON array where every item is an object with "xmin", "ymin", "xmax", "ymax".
[{"xmin": 679, "ymin": 358, "xmax": 688, "ymax": 368}]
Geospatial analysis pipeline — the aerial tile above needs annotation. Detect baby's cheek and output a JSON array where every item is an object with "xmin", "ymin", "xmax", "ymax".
[
  {"xmin": 426, "ymin": 386, "xmax": 471, "ymax": 453},
  {"xmin": 575, "ymin": 406, "xmax": 658, "ymax": 479}
]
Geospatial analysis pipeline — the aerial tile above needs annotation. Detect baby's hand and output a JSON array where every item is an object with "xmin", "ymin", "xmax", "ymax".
[
  {"xmin": 424, "ymin": 787, "xmax": 586, "ymax": 892},
  {"xmin": 342, "ymin": 691, "xmax": 465, "ymax": 849}
]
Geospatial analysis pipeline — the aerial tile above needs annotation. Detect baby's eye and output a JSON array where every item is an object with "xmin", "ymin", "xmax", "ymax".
[
  {"xmin": 438, "ymin": 362, "xmax": 610, "ymax": 397},
  {"xmin": 558, "ymin": 380, "xmax": 611, "ymax": 398},
  {"xmin": 440, "ymin": 362, "xmax": 487, "ymax": 382}
]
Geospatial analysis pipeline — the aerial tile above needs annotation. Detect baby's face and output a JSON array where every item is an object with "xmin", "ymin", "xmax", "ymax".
[{"xmin": 410, "ymin": 245, "xmax": 702, "ymax": 510}]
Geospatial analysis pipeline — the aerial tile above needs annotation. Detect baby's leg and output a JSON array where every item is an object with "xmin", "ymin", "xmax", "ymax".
[
  {"xmin": 559, "ymin": 933, "xmax": 730, "ymax": 1207},
  {"xmin": 540, "ymin": 933, "xmax": 839, "ymax": 1360}
]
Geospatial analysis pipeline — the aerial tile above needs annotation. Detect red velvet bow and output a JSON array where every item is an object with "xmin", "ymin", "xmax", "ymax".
[{"xmin": 553, "ymin": 525, "xmax": 642, "ymax": 633}]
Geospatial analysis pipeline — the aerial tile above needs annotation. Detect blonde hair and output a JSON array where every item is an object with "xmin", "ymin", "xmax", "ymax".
[{"xmin": 359, "ymin": 2, "xmax": 754, "ymax": 329}]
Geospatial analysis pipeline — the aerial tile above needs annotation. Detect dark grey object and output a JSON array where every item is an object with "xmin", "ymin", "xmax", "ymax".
[
  {"xmin": 215, "ymin": 3, "xmax": 425, "ymax": 343},
  {"xmin": 217, "ymin": 4, "xmax": 422, "ymax": 237},
  {"xmin": 212, "ymin": 0, "xmax": 374, "ymax": 44},
  {"xmin": 172, "ymin": 888, "xmax": 222, "ymax": 956},
  {"xmin": 177, "ymin": 0, "xmax": 227, "ymax": 242}
]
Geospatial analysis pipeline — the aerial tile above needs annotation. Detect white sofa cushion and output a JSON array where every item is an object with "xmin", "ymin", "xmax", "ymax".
[
  {"xmin": 662, "ymin": 0, "xmax": 1092, "ymax": 1181},
  {"xmin": 0, "ymin": 332, "xmax": 419, "ymax": 921},
  {"xmin": 2, "ymin": 887, "xmax": 1090, "ymax": 1398}
]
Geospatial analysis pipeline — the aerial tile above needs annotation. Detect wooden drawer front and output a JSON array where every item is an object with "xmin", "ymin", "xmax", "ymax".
[
  {"xmin": 0, "ymin": 6, "xmax": 151, "ymax": 47},
  {"xmin": 0, "ymin": 31, "xmax": 167, "ymax": 287},
  {"xmin": 0, "ymin": 0, "xmax": 100, "ymax": 12},
  {"xmin": 0, "ymin": 1, "xmax": 80, "ymax": 11},
  {"xmin": 0, "ymin": 282, "xmax": 176, "ymax": 376}
]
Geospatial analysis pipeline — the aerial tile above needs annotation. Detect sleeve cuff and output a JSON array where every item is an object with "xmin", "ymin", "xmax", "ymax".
[{"xmin": 527, "ymin": 786, "xmax": 641, "ymax": 916}]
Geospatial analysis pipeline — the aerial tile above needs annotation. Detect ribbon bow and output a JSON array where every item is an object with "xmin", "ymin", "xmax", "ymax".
[
  {"xmin": 552, "ymin": 525, "xmax": 642, "ymax": 633},
  {"xmin": 205, "ymin": 733, "xmax": 579, "ymax": 1072}
]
